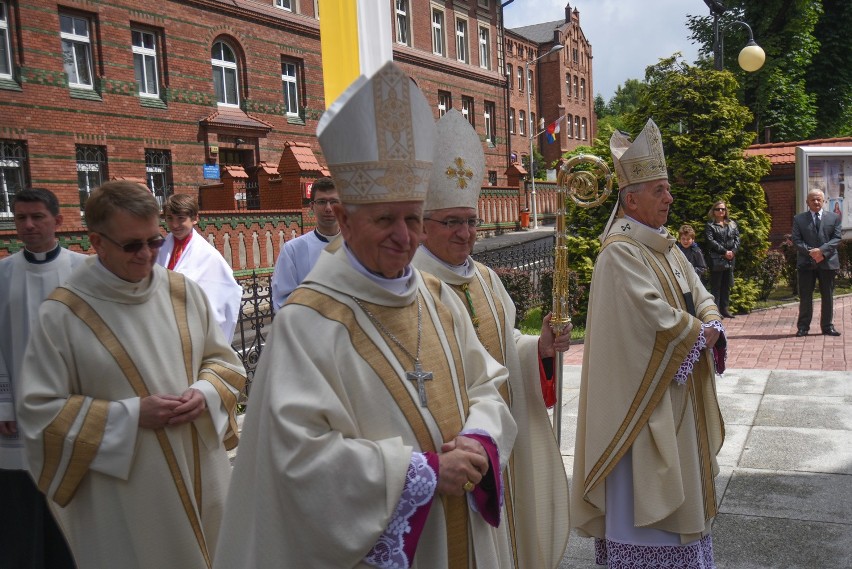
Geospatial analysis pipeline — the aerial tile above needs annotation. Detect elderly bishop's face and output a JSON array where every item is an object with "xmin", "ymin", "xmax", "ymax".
[{"xmin": 336, "ymin": 201, "xmax": 425, "ymax": 278}]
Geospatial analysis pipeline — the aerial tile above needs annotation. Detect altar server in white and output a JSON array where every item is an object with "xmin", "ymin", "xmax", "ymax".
[{"xmin": 157, "ymin": 193, "xmax": 242, "ymax": 341}]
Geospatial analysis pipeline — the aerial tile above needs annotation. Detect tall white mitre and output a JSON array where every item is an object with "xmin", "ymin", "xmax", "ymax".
[
  {"xmin": 609, "ymin": 118, "xmax": 668, "ymax": 187},
  {"xmin": 317, "ymin": 61, "xmax": 436, "ymax": 204},
  {"xmin": 424, "ymin": 108, "xmax": 486, "ymax": 212},
  {"xmin": 600, "ymin": 118, "xmax": 670, "ymax": 240}
]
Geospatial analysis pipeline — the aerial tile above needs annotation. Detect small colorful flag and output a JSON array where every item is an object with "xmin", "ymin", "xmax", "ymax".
[{"xmin": 545, "ymin": 118, "xmax": 561, "ymax": 143}]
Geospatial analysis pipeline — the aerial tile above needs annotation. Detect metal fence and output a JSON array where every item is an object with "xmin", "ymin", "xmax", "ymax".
[{"xmin": 232, "ymin": 236, "xmax": 555, "ymax": 396}]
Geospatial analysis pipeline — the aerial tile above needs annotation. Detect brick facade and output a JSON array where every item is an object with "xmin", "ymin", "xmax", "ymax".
[{"xmin": 506, "ymin": 3, "xmax": 595, "ymax": 171}]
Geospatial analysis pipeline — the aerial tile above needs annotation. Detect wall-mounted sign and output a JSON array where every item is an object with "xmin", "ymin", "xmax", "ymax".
[
  {"xmin": 209, "ymin": 144, "xmax": 219, "ymax": 155},
  {"xmin": 305, "ymin": 182, "xmax": 313, "ymax": 199},
  {"xmin": 203, "ymin": 164, "xmax": 220, "ymax": 180}
]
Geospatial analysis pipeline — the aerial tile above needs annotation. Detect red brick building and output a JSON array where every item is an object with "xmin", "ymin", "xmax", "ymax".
[
  {"xmin": 506, "ymin": 3, "xmax": 595, "ymax": 169},
  {"xmin": 0, "ymin": 0, "xmax": 594, "ymax": 241}
]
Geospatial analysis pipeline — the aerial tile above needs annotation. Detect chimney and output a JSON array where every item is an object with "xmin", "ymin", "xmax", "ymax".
[{"xmin": 574, "ymin": 7, "xmax": 580, "ymax": 24}]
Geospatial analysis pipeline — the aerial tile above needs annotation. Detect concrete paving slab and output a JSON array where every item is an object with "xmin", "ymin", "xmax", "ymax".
[
  {"xmin": 717, "ymin": 424, "xmax": 751, "ymax": 467},
  {"xmin": 715, "ymin": 369, "xmax": 770, "ymax": 395},
  {"xmin": 739, "ymin": 427, "xmax": 852, "ymax": 474},
  {"xmin": 712, "ymin": 513, "xmax": 852, "ymax": 569},
  {"xmin": 559, "ymin": 530, "xmax": 597, "ymax": 567},
  {"xmin": 718, "ymin": 393, "xmax": 763, "ymax": 426},
  {"xmin": 719, "ymin": 468, "xmax": 852, "ymax": 525},
  {"xmin": 763, "ymin": 370, "xmax": 851, "ymax": 397},
  {"xmin": 562, "ymin": 364, "xmax": 582, "ymax": 389},
  {"xmin": 755, "ymin": 395, "xmax": 852, "ymax": 430},
  {"xmin": 715, "ymin": 465, "xmax": 734, "ymax": 509}
]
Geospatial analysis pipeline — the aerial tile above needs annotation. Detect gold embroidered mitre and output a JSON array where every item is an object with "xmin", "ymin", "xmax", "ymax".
[
  {"xmin": 317, "ymin": 61, "xmax": 436, "ymax": 204},
  {"xmin": 610, "ymin": 118, "xmax": 668, "ymax": 187},
  {"xmin": 424, "ymin": 109, "xmax": 485, "ymax": 212}
]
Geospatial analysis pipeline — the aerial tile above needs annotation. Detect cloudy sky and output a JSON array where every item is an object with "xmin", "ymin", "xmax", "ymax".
[{"xmin": 503, "ymin": 0, "xmax": 712, "ymax": 101}]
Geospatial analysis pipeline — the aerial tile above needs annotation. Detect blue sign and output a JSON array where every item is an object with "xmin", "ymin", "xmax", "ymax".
[{"xmin": 203, "ymin": 164, "xmax": 220, "ymax": 180}]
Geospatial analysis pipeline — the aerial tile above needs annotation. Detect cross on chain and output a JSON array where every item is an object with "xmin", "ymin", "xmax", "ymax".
[{"xmin": 406, "ymin": 361, "xmax": 433, "ymax": 407}]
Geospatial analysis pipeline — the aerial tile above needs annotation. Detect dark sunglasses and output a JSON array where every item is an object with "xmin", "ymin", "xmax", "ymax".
[
  {"xmin": 98, "ymin": 232, "xmax": 166, "ymax": 253},
  {"xmin": 714, "ymin": 207, "xmax": 727, "ymax": 211}
]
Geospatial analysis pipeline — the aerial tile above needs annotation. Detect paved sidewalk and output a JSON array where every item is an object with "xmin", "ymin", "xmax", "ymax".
[{"xmin": 555, "ymin": 296, "xmax": 852, "ymax": 568}]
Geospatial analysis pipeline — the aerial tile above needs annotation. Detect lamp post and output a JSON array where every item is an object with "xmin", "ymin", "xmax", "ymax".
[
  {"xmin": 526, "ymin": 43, "xmax": 564, "ymax": 229},
  {"xmin": 705, "ymin": 0, "xmax": 765, "ymax": 72}
]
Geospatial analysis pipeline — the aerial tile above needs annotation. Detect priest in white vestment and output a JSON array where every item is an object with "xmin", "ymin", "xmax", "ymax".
[
  {"xmin": 271, "ymin": 176, "xmax": 341, "ymax": 311},
  {"xmin": 157, "ymin": 193, "xmax": 242, "ymax": 342},
  {"xmin": 412, "ymin": 110, "xmax": 571, "ymax": 568},
  {"xmin": 1, "ymin": 188, "xmax": 83, "ymax": 568},
  {"xmin": 214, "ymin": 62, "xmax": 517, "ymax": 569},
  {"xmin": 17, "ymin": 181, "xmax": 246, "ymax": 569},
  {"xmin": 571, "ymin": 119, "xmax": 727, "ymax": 568}
]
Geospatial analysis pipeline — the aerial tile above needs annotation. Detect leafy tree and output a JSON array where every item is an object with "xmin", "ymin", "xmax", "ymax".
[
  {"xmin": 558, "ymin": 56, "xmax": 772, "ymax": 320},
  {"xmin": 687, "ymin": 0, "xmax": 824, "ymax": 141},
  {"xmin": 806, "ymin": 0, "xmax": 852, "ymax": 137},
  {"xmin": 593, "ymin": 94, "xmax": 607, "ymax": 119},
  {"xmin": 521, "ymin": 146, "xmax": 547, "ymax": 180},
  {"xmin": 606, "ymin": 78, "xmax": 647, "ymax": 117}
]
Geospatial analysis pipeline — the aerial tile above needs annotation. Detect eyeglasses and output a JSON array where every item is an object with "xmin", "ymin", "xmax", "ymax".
[
  {"xmin": 312, "ymin": 199, "xmax": 341, "ymax": 207},
  {"xmin": 424, "ymin": 217, "xmax": 483, "ymax": 229},
  {"xmin": 98, "ymin": 232, "xmax": 165, "ymax": 253},
  {"xmin": 713, "ymin": 207, "xmax": 727, "ymax": 212}
]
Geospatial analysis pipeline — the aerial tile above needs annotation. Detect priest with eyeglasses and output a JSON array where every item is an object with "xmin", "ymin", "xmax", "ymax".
[
  {"xmin": 16, "ymin": 180, "xmax": 246, "ymax": 569},
  {"xmin": 214, "ymin": 62, "xmax": 517, "ymax": 569}
]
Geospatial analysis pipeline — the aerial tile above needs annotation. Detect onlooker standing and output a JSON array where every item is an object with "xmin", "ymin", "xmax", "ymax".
[
  {"xmin": 676, "ymin": 224, "xmax": 707, "ymax": 277},
  {"xmin": 270, "ymin": 177, "xmax": 341, "ymax": 312},
  {"xmin": 157, "ymin": 194, "xmax": 242, "ymax": 342},
  {"xmin": 705, "ymin": 201, "xmax": 740, "ymax": 318},
  {"xmin": 792, "ymin": 188, "xmax": 842, "ymax": 337},
  {"xmin": 0, "ymin": 188, "xmax": 83, "ymax": 569}
]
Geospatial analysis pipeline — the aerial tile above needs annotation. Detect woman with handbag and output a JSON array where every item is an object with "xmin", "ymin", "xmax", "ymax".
[{"xmin": 705, "ymin": 200, "xmax": 740, "ymax": 318}]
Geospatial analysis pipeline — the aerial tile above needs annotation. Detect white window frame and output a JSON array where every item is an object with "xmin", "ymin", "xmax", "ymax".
[
  {"xmin": 506, "ymin": 63, "xmax": 513, "ymax": 89},
  {"xmin": 274, "ymin": 0, "xmax": 292, "ymax": 11},
  {"xmin": 518, "ymin": 110, "xmax": 525, "ymax": 136},
  {"xmin": 455, "ymin": 18, "xmax": 468, "ymax": 63},
  {"xmin": 131, "ymin": 29, "xmax": 159, "ymax": 98},
  {"xmin": 211, "ymin": 41, "xmax": 239, "ymax": 107},
  {"xmin": 478, "ymin": 25, "xmax": 490, "ymax": 70},
  {"xmin": 580, "ymin": 78, "xmax": 586, "ymax": 100},
  {"xmin": 461, "ymin": 96, "xmax": 473, "ymax": 126},
  {"xmin": 527, "ymin": 68, "xmax": 533, "ymax": 95},
  {"xmin": 509, "ymin": 108, "xmax": 515, "ymax": 134},
  {"xmin": 60, "ymin": 13, "xmax": 94, "ymax": 89},
  {"xmin": 431, "ymin": 8, "xmax": 444, "ymax": 56},
  {"xmin": 76, "ymin": 145, "xmax": 107, "ymax": 210},
  {"xmin": 574, "ymin": 116, "xmax": 580, "ymax": 139},
  {"xmin": 581, "ymin": 117, "xmax": 587, "ymax": 140},
  {"xmin": 573, "ymin": 75, "xmax": 579, "ymax": 98},
  {"xmin": 517, "ymin": 67, "xmax": 523, "ymax": 92},
  {"xmin": 567, "ymin": 114, "xmax": 573, "ymax": 138},
  {"xmin": 395, "ymin": 0, "xmax": 410, "ymax": 46},
  {"xmin": 282, "ymin": 59, "xmax": 299, "ymax": 117},
  {"xmin": 0, "ymin": 2, "xmax": 12, "ymax": 79},
  {"xmin": 437, "ymin": 90, "xmax": 451, "ymax": 117},
  {"xmin": 484, "ymin": 101, "xmax": 495, "ymax": 145}
]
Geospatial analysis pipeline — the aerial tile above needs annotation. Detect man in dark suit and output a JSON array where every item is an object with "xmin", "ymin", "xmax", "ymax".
[{"xmin": 792, "ymin": 189, "xmax": 842, "ymax": 337}]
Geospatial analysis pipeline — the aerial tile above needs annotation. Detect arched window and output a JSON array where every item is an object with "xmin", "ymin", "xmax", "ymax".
[{"xmin": 211, "ymin": 41, "xmax": 239, "ymax": 106}]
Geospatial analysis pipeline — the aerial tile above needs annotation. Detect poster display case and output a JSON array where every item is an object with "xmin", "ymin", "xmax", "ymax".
[{"xmin": 795, "ymin": 146, "xmax": 851, "ymax": 240}]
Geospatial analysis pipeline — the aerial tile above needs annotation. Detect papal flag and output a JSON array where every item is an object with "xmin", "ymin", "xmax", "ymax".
[{"xmin": 318, "ymin": 0, "xmax": 393, "ymax": 108}]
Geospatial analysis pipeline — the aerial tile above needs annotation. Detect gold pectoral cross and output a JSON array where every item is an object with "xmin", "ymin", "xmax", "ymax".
[{"xmin": 406, "ymin": 362, "xmax": 433, "ymax": 407}]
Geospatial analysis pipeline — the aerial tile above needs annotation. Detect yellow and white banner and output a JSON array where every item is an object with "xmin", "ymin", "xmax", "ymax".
[{"xmin": 318, "ymin": 0, "xmax": 393, "ymax": 108}]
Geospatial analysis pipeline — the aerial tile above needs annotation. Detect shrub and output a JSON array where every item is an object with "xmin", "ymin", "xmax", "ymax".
[
  {"xmin": 493, "ymin": 267, "xmax": 534, "ymax": 327},
  {"xmin": 777, "ymin": 235, "xmax": 799, "ymax": 292},
  {"xmin": 754, "ymin": 249, "xmax": 786, "ymax": 301}
]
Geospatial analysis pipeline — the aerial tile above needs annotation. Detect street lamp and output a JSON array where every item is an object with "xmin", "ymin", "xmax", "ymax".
[
  {"xmin": 526, "ymin": 43, "xmax": 564, "ymax": 229},
  {"xmin": 705, "ymin": 0, "xmax": 765, "ymax": 72}
]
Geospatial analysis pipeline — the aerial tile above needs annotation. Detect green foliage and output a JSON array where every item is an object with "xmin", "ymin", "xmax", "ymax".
[
  {"xmin": 607, "ymin": 78, "xmax": 648, "ymax": 117},
  {"xmin": 594, "ymin": 94, "xmax": 607, "ymax": 119},
  {"xmin": 687, "ymin": 0, "xmax": 836, "ymax": 141},
  {"xmin": 493, "ymin": 267, "xmax": 534, "ymax": 327},
  {"xmin": 521, "ymin": 146, "xmax": 547, "ymax": 180},
  {"xmin": 778, "ymin": 236, "xmax": 799, "ymax": 291},
  {"xmin": 754, "ymin": 249, "xmax": 786, "ymax": 301}
]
